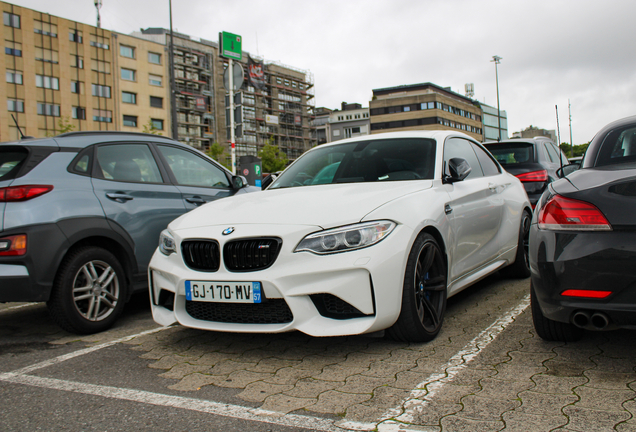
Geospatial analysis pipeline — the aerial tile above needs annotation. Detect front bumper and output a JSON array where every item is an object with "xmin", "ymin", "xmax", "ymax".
[
  {"xmin": 148, "ymin": 223, "xmax": 411, "ymax": 337},
  {"xmin": 530, "ymin": 225, "xmax": 636, "ymax": 329}
]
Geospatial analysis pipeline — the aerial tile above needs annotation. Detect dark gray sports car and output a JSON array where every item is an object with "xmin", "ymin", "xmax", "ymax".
[{"xmin": 530, "ymin": 115, "xmax": 636, "ymax": 341}]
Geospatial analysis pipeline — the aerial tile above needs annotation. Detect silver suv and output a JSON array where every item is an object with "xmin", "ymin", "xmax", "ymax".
[{"xmin": 0, "ymin": 132, "xmax": 257, "ymax": 334}]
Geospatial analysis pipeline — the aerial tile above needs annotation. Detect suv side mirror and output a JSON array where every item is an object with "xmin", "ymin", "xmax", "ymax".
[
  {"xmin": 444, "ymin": 158, "xmax": 472, "ymax": 183},
  {"xmin": 232, "ymin": 175, "xmax": 248, "ymax": 189}
]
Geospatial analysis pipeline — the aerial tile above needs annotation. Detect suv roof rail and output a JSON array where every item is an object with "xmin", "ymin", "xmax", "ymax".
[{"xmin": 56, "ymin": 131, "xmax": 178, "ymax": 140}]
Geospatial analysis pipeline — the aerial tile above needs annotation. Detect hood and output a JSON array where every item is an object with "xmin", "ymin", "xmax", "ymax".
[{"xmin": 170, "ymin": 181, "xmax": 433, "ymax": 231}]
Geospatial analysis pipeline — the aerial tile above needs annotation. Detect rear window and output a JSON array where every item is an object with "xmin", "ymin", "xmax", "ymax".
[
  {"xmin": 596, "ymin": 126, "xmax": 636, "ymax": 167},
  {"xmin": 0, "ymin": 146, "xmax": 28, "ymax": 181},
  {"xmin": 484, "ymin": 143, "xmax": 535, "ymax": 166}
]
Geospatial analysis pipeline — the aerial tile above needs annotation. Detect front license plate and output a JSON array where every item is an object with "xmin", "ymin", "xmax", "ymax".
[{"xmin": 185, "ymin": 281, "xmax": 262, "ymax": 303}]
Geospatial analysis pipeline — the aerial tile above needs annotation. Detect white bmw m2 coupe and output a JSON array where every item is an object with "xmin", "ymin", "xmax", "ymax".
[{"xmin": 149, "ymin": 131, "xmax": 531, "ymax": 342}]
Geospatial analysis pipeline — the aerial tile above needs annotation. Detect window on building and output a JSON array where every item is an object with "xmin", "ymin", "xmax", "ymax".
[
  {"xmin": 36, "ymin": 75, "xmax": 60, "ymax": 90},
  {"xmin": 149, "ymin": 74, "xmax": 162, "ymax": 86},
  {"xmin": 3, "ymin": 12, "xmax": 20, "ymax": 28},
  {"xmin": 151, "ymin": 119, "xmax": 164, "ymax": 130},
  {"xmin": 93, "ymin": 109, "xmax": 112, "ymax": 123},
  {"xmin": 91, "ymin": 84, "xmax": 111, "ymax": 98},
  {"xmin": 71, "ymin": 81, "xmax": 83, "ymax": 94},
  {"xmin": 91, "ymin": 59, "xmax": 111, "ymax": 73},
  {"xmin": 7, "ymin": 99, "xmax": 24, "ymax": 112},
  {"xmin": 70, "ymin": 54, "xmax": 84, "ymax": 69},
  {"xmin": 148, "ymin": 52, "xmax": 161, "ymax": 64},
  {"xmin": 6, "ymin": 70, "xmax": 22, "ymax": 84},
  {"xmin": 122, "ymin": 91, "xmax": 136, "ymax": 104},
  {"xmin": 123, "ymin": 115, "xmax": 138, "ymax": 127},
  {"xmin": 5, "ymin": 41, "xmax": 22, "ymax": 57},
  {"xmin": 120, "ymin": 44, "xmax": 134, "ymax": 58},
  {"xmin": 69, "ymin": 29, "xmax": 82, "ymax": 43},
  {"xmin": 72, "ymin": 106, "xmax": 86, "ymax": 120},
  {"xmin": 37, "ymin": 103, "xmax": 60, "ymax": 117},
  {"xmin": 149, "ymin": 96, "xmax": 163, "ymax": 108},
  {"xmin": 34, "ymin": 20, "xmax": 57, "ymax": 37},
  {"xmin": 35, "ymin": 47, "xmax": 58, "ymax": 63},
  {"xmin": 121, "ymin": 68, "xmax": 135, "ymax": 81},
  {"xmin": 90, "ymin": 35, "xmax": 109, "ymax": 49}
]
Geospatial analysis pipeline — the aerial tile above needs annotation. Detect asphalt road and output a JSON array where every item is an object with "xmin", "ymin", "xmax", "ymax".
[{"xmin": 1, "ymin": 275, "xmax": 636, "ymax": 431}]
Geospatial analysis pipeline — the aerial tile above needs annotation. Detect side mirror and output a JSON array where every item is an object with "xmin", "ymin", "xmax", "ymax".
[
  {"xmin": 557, "ymin": 163, "xmax": 579, "ymax": 178},
  {"xmin": 232, "ymin": 175, "xmax": 248, "ymax": 189},
  {"xmin": 444, "ymin": 158, "xmax": 472, "ymax": 183}
]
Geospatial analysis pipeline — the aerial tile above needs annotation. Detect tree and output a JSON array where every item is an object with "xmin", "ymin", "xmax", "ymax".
[
  {"xmin": 560, "ymin": 142, "xmax": 589, "ymax": 158},
  {"xmin": 258, "ymin": 138, "xmax": 288, "ymax": 173},
  {"xmin": 206, "ymin": 142, "xmax": 232, "ymax": 170},
  {"xmin": 47, "ymin": 116, "xmax": 75, "ymax": 136},
  {"xmin": 142, "ymin": 118, "xmax": 162, "ymax": 135}
]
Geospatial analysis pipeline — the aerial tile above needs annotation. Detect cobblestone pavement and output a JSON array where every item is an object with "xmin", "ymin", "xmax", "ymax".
[{"xmin": 4, "ymin": 275, "xmax": 636, "ymax": 431}]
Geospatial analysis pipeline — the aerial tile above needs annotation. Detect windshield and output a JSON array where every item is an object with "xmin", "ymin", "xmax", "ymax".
[
  {"xmin": 483, "ymin": 142, "xmax": 536, "ymax": 166},
  {"xmin": 270, "ymin": 138, "xmax": 436, "ymax": 189}
]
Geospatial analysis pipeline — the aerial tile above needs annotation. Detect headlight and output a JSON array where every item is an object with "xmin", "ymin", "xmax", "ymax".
[
  {"xmin": 295, "ymin": 221, "xmax": 396, "ymax": 255},
  {"xmin": 159, "ymin": 229, "xmax": 176, "ymax": 256}
]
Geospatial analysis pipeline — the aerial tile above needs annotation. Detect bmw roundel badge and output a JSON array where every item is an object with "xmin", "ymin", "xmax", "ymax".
[{"xmin": 222, "ymin": 227, "xmax": 235, "ymax": 236}]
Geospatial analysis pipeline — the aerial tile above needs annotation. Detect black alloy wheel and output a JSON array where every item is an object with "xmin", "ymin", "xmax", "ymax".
[
  {"xmin": 502, "ymin": 209, "xmax": 532, "ymax": 279},
  {"xmin": 388, "ymin": 233, "xmax": 447, "ymax": 342}
]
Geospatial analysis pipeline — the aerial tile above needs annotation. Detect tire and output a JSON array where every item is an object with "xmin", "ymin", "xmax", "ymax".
[
  {"xmin": 501, "ymin": 209, "xmax": 531, "ymax": 279},
  {"xmin": 387, "ymin": 233, "xmax": 447, "ymax": 343},
  {"xmin": 47, "ymin": 246, "xmax": 127, "ymax": 334},
  {"xmin": 531, "ymin": 282, "xmax": 582, "ymax": 342}
]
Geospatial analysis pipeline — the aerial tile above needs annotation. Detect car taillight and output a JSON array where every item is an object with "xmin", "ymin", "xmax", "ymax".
[
  {"xmin": 0, "ymin": 234, "xmax": 26, "ymax": 256},
  {"xmin": 538, "ymin": 194, "xmax": 611, "ymax": 231},
  {"xmin": 515, "ymin": 170, "xmax": 548, "ymax": 182},
  {"xmin": 0, "ymin": 185, "xmax": 53, "ymax": 202}
]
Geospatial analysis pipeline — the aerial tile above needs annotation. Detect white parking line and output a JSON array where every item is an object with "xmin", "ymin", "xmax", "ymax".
[
  {"xmin": 0, "ymin": 296, "xmax": 531, "ymax": 432},
  {"xmin": 338, "ymin": 294, "xmax": 531, "ymax": 431},
  {"xmin": 0, "ymin": 302, "xmax": 39, "ymax": 312}
]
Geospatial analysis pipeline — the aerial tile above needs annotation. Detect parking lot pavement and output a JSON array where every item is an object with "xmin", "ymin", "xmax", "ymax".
[{"xmin": 2, "ymin": 277, "xmax": 636, "ymax": 431}]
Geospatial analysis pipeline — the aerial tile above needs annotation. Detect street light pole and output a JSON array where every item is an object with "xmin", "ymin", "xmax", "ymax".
[{"xmin": 491, "ymin": 55, "xmax": 502, "ymax": 141}]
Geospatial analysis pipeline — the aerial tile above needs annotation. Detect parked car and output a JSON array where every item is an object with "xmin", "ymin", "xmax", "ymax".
[
  {"xmin": 530, "ymin": 115, "xmax": 636, "ymax": 341},
  {"xmin": 0, "ymin": 131, "xmax": 257, "ymax": 334},
  {"xmin": 484, "ymin": 137, "xmax": 568, "ymax": 208},
  {"xmin": 149, "ymin": 131, "xmax": 531, "ymax": 342}
]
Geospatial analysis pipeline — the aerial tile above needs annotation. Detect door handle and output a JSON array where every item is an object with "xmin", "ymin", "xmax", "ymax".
[
  {"xmin": 186, "ymin": 196, "xmax": 206, "ymax": 205},
  {"xmin": 106, "ymin": 192, "xmax": 133, "ymax": 202},
  {"xmin": 488, "ymin": 183, "xmax": 499, "ymax": 192}
]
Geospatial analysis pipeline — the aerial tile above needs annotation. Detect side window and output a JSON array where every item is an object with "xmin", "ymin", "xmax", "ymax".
[
  {"xmin": 157, "ymin": 144, "xmax": 230, "ymax": 188},
  {"xmin": 543, "ymin": 143, "xmax": 559, "ymax": 162},
  {"xmin": 472, "ymin": 143, "xmax": 501, "ymax": 176},
  {"xmin": 95, "ymin": 144, "xmax": 163, "ymax": 183},
  {"xmin": 443, "ymin": 138, "xmax": 483, "ymax": 179}
]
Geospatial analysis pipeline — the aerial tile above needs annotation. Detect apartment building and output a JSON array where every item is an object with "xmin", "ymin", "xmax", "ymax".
[
  {"xmin": 312, "ymin": 102, "xmax": 369, "ymax": 145},
  {"xmin": 0, "ymin": 2, "xmax": 170, "ymax": 140},
  {"xmin": 369, "ymin": 83, "xmax": 484, "ymax": 142}
]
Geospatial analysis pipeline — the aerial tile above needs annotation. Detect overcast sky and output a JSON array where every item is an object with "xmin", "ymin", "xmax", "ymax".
[{"xmin": 8, "ymin": 0, "xmax": 636, "ymax": 144}]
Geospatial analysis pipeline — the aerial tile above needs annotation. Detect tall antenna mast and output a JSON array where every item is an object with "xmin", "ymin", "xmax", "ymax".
[
  {"xmin": 568, "ymin": 99, "xmax": 573, "ymax": 158},
  {"xmin": 95, "ymin": 0, "xmax": 102, "ymax": 28},
  {"xmin": 555, "ymin": 105, "xmax": 561, "ymax": 146}
]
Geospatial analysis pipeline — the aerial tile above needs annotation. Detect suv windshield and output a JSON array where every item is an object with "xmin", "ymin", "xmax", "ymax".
[
  {"xmin": 270, "ymin": 138, "xmax": 436, "ymax": 189},
  {"xmin": 0, "ymin": 146, "xmax": 28, "ymax": 181},
  {"xmin": 484, "ymin": 142, "xmax": 535, "ymax": 166}
]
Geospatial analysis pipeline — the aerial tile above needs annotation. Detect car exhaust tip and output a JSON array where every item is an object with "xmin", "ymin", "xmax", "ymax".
[
  {"xmin": 572, "ymin": 311, "xmax": 590, "ymax": 328},
  {"xmin": 591, "ymin": 312, "xmax": 610, "ymax": 330}
]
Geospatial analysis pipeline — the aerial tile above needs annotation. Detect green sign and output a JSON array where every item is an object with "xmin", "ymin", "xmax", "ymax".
[{"xmin": 220, "ymin": 31, "xmax": 242, "ymax": 60}]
